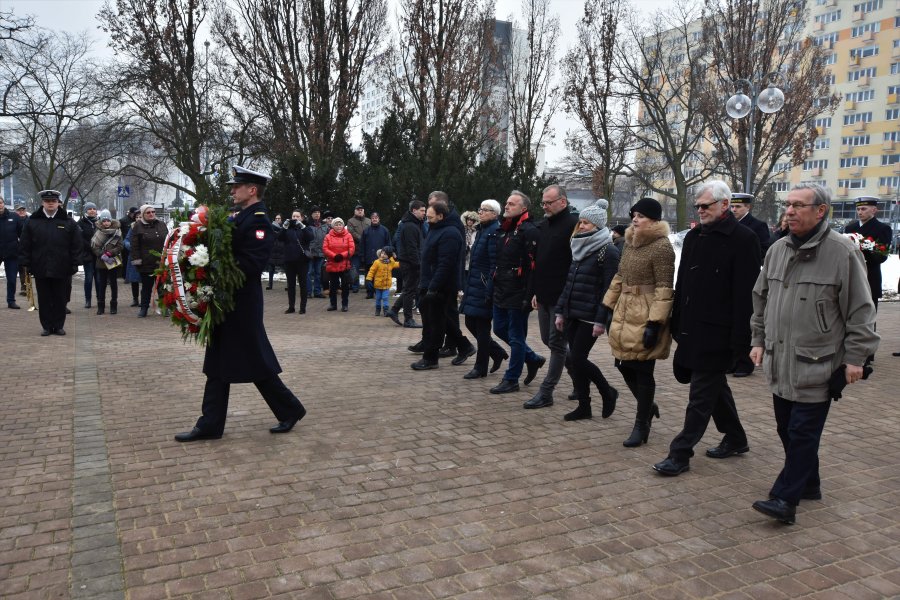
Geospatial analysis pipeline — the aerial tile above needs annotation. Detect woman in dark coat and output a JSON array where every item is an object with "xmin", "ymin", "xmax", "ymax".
[
  {"xmin": 459, "ymin": 199, "xmax": 508, "ymax": 379},
  {"xmin": 130, "ymin": 204, "xmax": 168, "ymax": 317},
  {"xmin": 278, "ymin": 209, "xmax": 315, "ymax": 314},
  {"xmin": 266, "ymin": 214, "xmax": 285, "ymax": 289},
  {"xmin": 553, "ymin": 200, "xmax": 620, "ymax": 421}
]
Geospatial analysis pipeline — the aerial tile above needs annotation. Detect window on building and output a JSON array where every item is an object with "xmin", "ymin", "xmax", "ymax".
[
  {"xmin": 845, "ymin": 90, "xmax": 876, "ymax": 102},
  {"xmin": 815, "ymin": 10, "xmax": 841, "ymax": 23},
  {"xmin": 840, "ymin": 157, "xmax": 869, "ymax": 168},
  {"xmin": 851, "ymin": 22, "xmax": 881, "ymax": 38},
  {"xmin": 824, "ymin": 73, "xmax": 836, "ymax": 85},
  {"xmin": 850, "ymin": 46, "xmax": 879, "ymax": 59},
  {"xmin": 843, "ymin": 112, "xmax": 873, "ymax": 125},
  {"xmin": 822, "ymin": 53, "xmax": 837, "ymax": 65},
  {"xmin": 803, "ymin": 159, "xmax": 828, "ymax": 170},
  {"xmin": 814, "ymin": 32, "xmax": 839, "ymax": 46},
  {"xmin": 847, "ymin": 67, "xmax": 877, "ymax": 81},
  {"xmin": 841, "ymin": 135, "xmax": 871, "ymax": 146},
  {"xmin": 852, "ymin": 0, "xmax": 882, "ymax": 12},
  {"xmin": 888, "ymin": 86, "xmax": 900, "ymax": 95},
  {"xmin": 879, "ymin": 176, "xmax": 900, "ymax": 188},
  {"xmin": 892, "ymin": 63, "xmax": 900, "ymax": 75},
  {"xmin": 837, "ymin": 179, "xmax": 866, "ymax": 189},
  {"xmin": 884, "ymin": 132, "xmax": 900, "ymax": 142},
  {"xmin": 814, "ymin": 138, "xmax": 831, "ymax": 150},
  {"xmin": 775, "ymin": 161, "xmax": 793, "ymax": 172},
  {"xmin": 814, "ymin": 117, "xmax": 832, "ymax": 128},
  {"xmin": 887, "ymin": 109, "xmax": 900, "ymax": 120},
  {"xmin": 771, "ymin": 181, "xmax": 790, "ymax": 192},
  {"xmin": 883, "ymin": 154, "xmax": 900, "ymax": 166}
]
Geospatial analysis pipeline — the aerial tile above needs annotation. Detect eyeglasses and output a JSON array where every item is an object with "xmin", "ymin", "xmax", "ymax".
[
  {"xmin": 477, "ymin": 208, "xmax": 495, "ymax": 213},
  {"xmin": 693, "ymin": 199, "xmax": 721, "ymax": 211},
  {"xmin": 782, "ymin": 202, "xmax": 818, "ymax": 210},
  {"xmin": 541, "ymin": 197, "xmax": 561, "ymax": 207}
]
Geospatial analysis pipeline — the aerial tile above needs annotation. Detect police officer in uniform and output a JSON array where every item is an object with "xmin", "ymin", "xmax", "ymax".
[
  {"xmin": 175, "ymin": 166, "xmax": 307, "ymax": 442},
  {"xmin": 18, "ymin": 190, "xmax": 81, "ymax": 335}
]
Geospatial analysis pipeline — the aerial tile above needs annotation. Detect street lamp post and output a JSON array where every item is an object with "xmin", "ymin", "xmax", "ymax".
[{"xmin": 725, "ymin": 72, "xmax": 786, "ymax": 194}]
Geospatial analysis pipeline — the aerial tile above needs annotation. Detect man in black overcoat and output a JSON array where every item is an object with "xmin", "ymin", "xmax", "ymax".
[
  {"xmin": 842, "ymin": 197, "xmax": 892, "ymax": 310},
  {"xmin": 18, "ymin": 190, "xmax": 81, "ymax": 336},
  {"xmin": 175, "ymin": 166, "xmax": 306, "ymax": 442},
  {"xmin": 653, "ymin": 180, "xmax": 761, "ymax": 476}
]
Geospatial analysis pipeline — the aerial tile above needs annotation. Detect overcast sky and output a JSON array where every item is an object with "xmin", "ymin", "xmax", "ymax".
[{"xmin": 4, "ymin": 0, "xmax": 669, "ymax": 166}]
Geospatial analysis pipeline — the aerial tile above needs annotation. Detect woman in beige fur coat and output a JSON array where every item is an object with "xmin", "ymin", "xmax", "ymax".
[{"xmin": 602, "ymin": 198, "xmax": 675, "ymax": 447}]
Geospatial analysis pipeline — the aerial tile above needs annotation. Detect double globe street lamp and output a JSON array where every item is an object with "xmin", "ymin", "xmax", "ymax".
[{"xmin": 725, "ymin": 72, "xmax": 786, "ymax": 194}]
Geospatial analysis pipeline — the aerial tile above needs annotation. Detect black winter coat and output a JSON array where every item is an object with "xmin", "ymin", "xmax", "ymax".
[
  {"xmin": 0, "ymin": 208, "xmax": 23, "ymax": 259},
  {"xmin": 204, "ymin": 202, "xmax": 281, "ymax": 383},
  {"xmin": 555, "ymin": 241, "xmax": 620, "ymax": 324},
  {"xmin": 268, "ymin": 223, "xmax": 285, "ymax": 266},
  {"xmin": 278, "ymin": 221, "xmax": 314, "ymax": 263},
  {"xmin": 420, "ymin": 217, "xmax": 463, "ymax": 294},
  {"xmin": 672, "ymin": 212, "xmax": 761, "ymax": 372},
  {"xmin": 396, "ymin": 211, "xmax": 423, "ymax": 267},
  {"xmin": 843, "ymin": 217, "xmax": 892, "ymax": 300},
  {"xmin": 532, "ymin": 209, "xmax": 579, "ymax": 306},
  {"xmin": 492, "ymin": 213, "xmax": 539, "ymax": 310},
  {"xmin": 460, "ymin": 219, "xmax": 500, "ymax": 319},
  {"xmin": 77, "ymin": 216, "xmax": 99, "ymax": 264},
  {"xmin": 18, "ymin": 209, "xmax": 81, "ymax": 278},
  {"xmin": 737, "ymin": 212, "xmax": 772, "ymax": 254},
  {"xmin": 361, "ymin": 223, "xmax": 391, "ymax": 265}
]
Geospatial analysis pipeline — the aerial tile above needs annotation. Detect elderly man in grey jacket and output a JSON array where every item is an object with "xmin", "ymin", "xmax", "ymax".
[{"xmin": 748, "ymin": 183, "xmax": 879, "ymax": 525}]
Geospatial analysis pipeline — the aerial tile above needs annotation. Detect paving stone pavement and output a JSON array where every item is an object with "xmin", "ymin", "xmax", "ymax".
[{"xmin": 1, "ymin": 283, "xmax": 898, "ymax": 599}]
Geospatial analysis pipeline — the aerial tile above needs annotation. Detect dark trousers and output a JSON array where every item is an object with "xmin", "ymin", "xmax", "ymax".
[
  {"xmin": 2, "ymin": 256, "xmax": 17, "ymax": 304},
  {"xmin": 391, "ymin": 263, "xmax": 419, "ymax": 320},
  {"xmin": 421, "ymin": 292, "xmax": 453, "ymax": 362},
  {"xmin": 131, "ymin": 282, "xmax": 140, "ymax": 303},
  {"xmin": 442, "ymin": 296, "xmax": 471, "ymax": 352},
  {"xmin": 34, "ymin": 277, "xmax": 68, "ymax": 332},
  {"xmin": 139, "ymin": 273, "xmax": 157, "ymax": 309},
  {"xmin": 616, "ymin": 359, "xmax": 657, "ymax": 422},
  {"xmin": 284, "ymin": 259, "xmax": 309, "ymax": 311},
  {"xmin": 464, "ymin": 314, "xmax": 506, "ymax": 374},
  {"xmin": 668, "ymin": 369, "xmax": 747, "ymax": 462},
  {"xmin": 565, "ymin": 320, "xmax": 614, "ymax": 401},
  {"xmin": 95, "ymin": 267, "xmax": 119, "ymax": 305},
  {"xmin": 196, "ymin": 375, "xmax": 306, "ymax": 437},
  {"xmin": 328, "ymin": 270, "xmax": 350, "ymax": 308},
  {"xmin": 770, "ymin": 395, "xmax": 831, "ymax": 505},
  {"xmin": 83, "ymin": 261, "xmax": 97, "ymax": 303}
]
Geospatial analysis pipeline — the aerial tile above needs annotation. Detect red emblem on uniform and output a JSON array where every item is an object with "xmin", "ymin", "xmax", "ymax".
[{"xmin": 256, "ymin": 229, "xmax": 265, "ymax": 239}]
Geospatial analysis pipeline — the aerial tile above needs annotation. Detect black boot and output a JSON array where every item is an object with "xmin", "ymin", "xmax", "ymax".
[
  {"xmin": 138, "ymin": 307, "xmax": 148, "ymax": 318},
  {"xmin": 96, "ymin": 302, "xmax": 105, "ymax": 315},
  {"xmin": 623, "ymin": 382, "xmax": 660, "ymax": 447},
  {"xmin": 564, "ymin": 399, "xmax": 592, "ymax": 421},
  {"xmin": 109, "ymin": 301, "xmax": 117, "ymax": 315},
  {"xmin": 623, "ymin": 421, "xmax": 650, "ymax": 447},
  {"xmin": 375, "ymin": 306, "xmax": 381, "ymax": 316}
]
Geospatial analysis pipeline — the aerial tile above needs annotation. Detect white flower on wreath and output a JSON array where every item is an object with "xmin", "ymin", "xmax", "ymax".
[
  {"xmin": 860, "ymin": 238, "xmax": 875, "ymax": 251},
  {"xmin": 188, "ymin": 244, "xmax": 210, "ymax": 267},
  {"xmin": 179, "ymin": 223, "xmax": 191, "ymax": 236}
]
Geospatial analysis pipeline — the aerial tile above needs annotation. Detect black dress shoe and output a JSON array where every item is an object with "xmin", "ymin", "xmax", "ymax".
[
  {"xmin": 285, "ymin": 307, "xmax": 295, "ymax": 314},
  {"xmin": 523, "ymin": 356, "xmax": 546, "ymax": 385},
  {"xmin": 387, "ymin": 311, "xmax": 402, "ymax": 326},
  {"xmin": 41, "ymin": 329, "xmax": 51, "ymax": 336},
  {"xmin": 174, "ymin": 427, "xmax": 223, "ymax": 442},
  {"xmin": 490, "ymin": 380, "xmax": 520, "ymax": 394},
  {"xmin": 54, "ymin": 328, "xmax": 66, "ymax": 336},
  {"xmin": 130, "ymin": 300, "xmax": 140, "ymax": 307},
  {"xmin": 652, "ymin": 457, "xmax": 690, "ymax": 476},
  {"xmin": 8, "ymin": 303, "xmax": 20, "ymax": 309},
  {"xmin": 313, "ymin": 293, "xmax": 326, "ymax": 298},
  {"xmin": 403, "ymin": 320, "xmax": 422, "ymax": 328},
  {"xmin": 298, "ymin": 308, "xmax": 306, "ymax": 314},
  {"xmin": 270, "ymin": 417, "xmax": 300, "ymax": 433},
  {"xmin": 411, "ymin": 358, "xmax": 439, "ymax": 370},
  {"xmin": 407, "ymin": 342, "xmax": 425, "ymax": 354},
  {"xmin": 489, "ymin": 353, "xmax": 508, "ymax": 374},
  {"xmin": 451, "ymin": 346, "xmax": 476, "ymax": 366},
  {"xmin": 706, "ymin": 440, "xmax": 750, "ymax": 459},
  {"xmin": 523, "ymin": 394, "xmax": 553, "ymax": 409},
  {"xmin": 732, "ymin": 371, "xmax": 753, "ymax": 378},
  {"xmin": 326, "ymin": 305, "xmax": 337, "ymax": 311},
  {"xmin": 341, "ymin": 306, "xmax": 348, "ymax": 312},
  {"xmin": 463, "ymin": 368, "xmax": 486, "ymax": 379},
  {"xmin": 752, "ymin": 498, "xmax": 795, "ymax": 524},
  {"xmin": 438, "ymin": 346, "xmax": 456, "ymax": 358}
]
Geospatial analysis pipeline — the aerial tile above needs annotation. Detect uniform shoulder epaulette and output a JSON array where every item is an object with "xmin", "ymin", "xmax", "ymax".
[{"xmin": 254, "ymin": 212, "xmax": 266, "ymax": 216}]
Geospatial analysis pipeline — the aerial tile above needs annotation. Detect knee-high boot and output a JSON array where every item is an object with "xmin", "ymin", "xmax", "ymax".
[{"xmin": 623, "ymin": 381, "xmax": 659, "ymax": 447}]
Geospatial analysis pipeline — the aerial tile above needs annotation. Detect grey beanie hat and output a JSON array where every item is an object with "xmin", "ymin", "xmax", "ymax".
[
  {"xmin": 579, "ymin": 199, "xmax": 609, "ymax": 229},
  {"xmin": 83, "ymin": 202, "xmax": 97, "ymax": 211},
  {"xmin": 98, "ymin": 209, "xmax": 112, "ymax": 221}
]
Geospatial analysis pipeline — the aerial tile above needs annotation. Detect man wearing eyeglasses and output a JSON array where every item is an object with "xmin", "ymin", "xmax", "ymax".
[
  {"xmin": 748, "ymin": 183, "xmax": 878, "ymax": 525},
  {"xmin": 524, "ymin": 184, "xmax": 579, "ymax": 409},
  {"xmin": 653, "ymin": 180, "xmax": 760, "ymax": 477}
]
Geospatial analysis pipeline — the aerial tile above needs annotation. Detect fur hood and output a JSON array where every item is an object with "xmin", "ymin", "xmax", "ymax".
[{"xmin": 625, "ymin": 220, "xmax": 670, "ymax": 249}]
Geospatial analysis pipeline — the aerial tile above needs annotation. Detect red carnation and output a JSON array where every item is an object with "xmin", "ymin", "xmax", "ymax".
[
  {"xmin": 197, "ymin": 301, "xmax": 209, "ymax": 313},
  {"xmin": 194, "ymin": 267, "xmax": 207, "ymax": 280},
  {"xmin": 185, "ymin": 248, "xmax": 195, "ymax": 258}
]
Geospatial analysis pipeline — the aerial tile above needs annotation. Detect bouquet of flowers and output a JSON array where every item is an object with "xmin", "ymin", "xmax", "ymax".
[
  {"xmin": 155, "ymin": 205, "xmax": 245, "ymax": 346},
  {"xmin": 844, "ymin": 232, "xmax": 890, "ymax": 258}
]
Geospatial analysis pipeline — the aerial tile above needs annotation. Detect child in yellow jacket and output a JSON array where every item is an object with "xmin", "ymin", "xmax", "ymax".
[{"xmin": 366, "ymin": 247, "xmax": 399, "ymax": 316}]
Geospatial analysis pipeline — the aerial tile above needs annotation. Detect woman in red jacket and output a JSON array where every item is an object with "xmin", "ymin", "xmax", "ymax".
[{"xmin": 322, "ymin": 217, "xmax": 355, "ymax": 312}]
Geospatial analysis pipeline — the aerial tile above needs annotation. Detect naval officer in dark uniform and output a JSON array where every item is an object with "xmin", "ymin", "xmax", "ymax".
[
  {"xmin": 727, "ymin": 192, "xmax": 771, "ymax": 377},
  {"xmin": 842, "ymin": 196, "xmax": 892, "ymax": 310},
  {"xmin": 175, "ymin": 166, "xmax": 307, "ymax": 442}
]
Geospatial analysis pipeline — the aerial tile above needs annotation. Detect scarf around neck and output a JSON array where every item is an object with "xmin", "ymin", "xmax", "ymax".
[{"xmin": 570, "ymin": 227, "xmax": 612, "ymax": 262}]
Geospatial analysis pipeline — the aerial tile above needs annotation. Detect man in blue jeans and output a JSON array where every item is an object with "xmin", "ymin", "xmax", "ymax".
[{"xmin": 489, "ymin": 191, "xmax": 544, "ymax": 394}]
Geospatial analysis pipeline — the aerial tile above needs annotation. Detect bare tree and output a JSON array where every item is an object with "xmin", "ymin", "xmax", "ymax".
[
  {"xmin": 617, "ymin": 0, "xmax": 717, "ymax": 229},
  {"xmin": 0, "ymin": 31, "xmax": 116, "ymax": 209},
  {"xmin": 698, "ymin": 0, "xmax": 839, "ymax": 200},
  {"xmin": 213, "ymin": 0, "xmax": 386, "ymax": 204},
  {"xmin": 562, "ymin": 0, "xmax": 631, "ymax": 200},
  {"xmin": 500, "ymin": 0, "xmax": 560, "ymax": 187},
  {"xmin": 99, "ymin": 0, "xmax": 248, "ymax": 205},
  {"xmin": 389, "ymin": 0, "xmax": 498, "ymax": 176}
]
